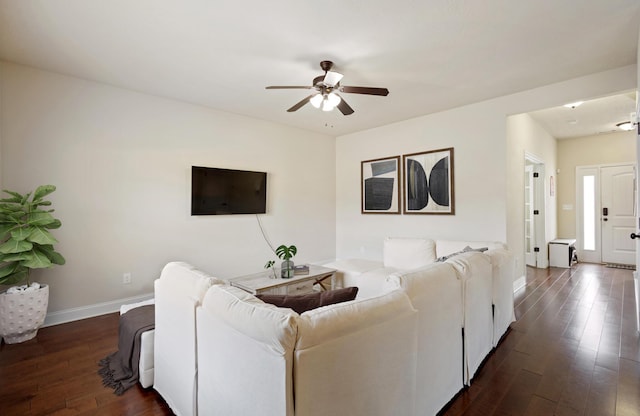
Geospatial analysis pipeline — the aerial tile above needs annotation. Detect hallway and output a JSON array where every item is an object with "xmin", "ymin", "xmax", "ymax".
[{"xmin": 443, "ymin": 263, "xmax": 640, "ymax": 415}]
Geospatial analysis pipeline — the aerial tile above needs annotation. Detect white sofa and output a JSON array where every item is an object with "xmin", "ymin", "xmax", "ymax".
[
  {"xmin": 150, "ymin": 245, "xmax": 514, "ymax": 416},
  {"xmin": 195, "ymin": 284, "xmax": 418, "ymax": 416},
  {"xmin": 324, "ymin": 237, "xmax": 516, "ymax": 382},
  {"xmin": 153, "ymin": 262, "xmax": 223, "ymax": 416},
  {"xmin": 196, "ymin": 285, "xmax": 299, "ymax": 416},
  {"xmin": 293, "ymin": 288, "xmax": 418, "ymax": 416},
  {"xmin": 445, "ymin": 251, "xmax": 493, "ymax": 384},
  {"xmin": 385, "ymin": 262, "xmax": 463, "ymax": 416}
]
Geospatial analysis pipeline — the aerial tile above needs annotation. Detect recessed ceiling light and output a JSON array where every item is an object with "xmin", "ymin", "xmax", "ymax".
[
  {"xmin": 616, "ymin": 121, "xmax": 634, "ymax": 131},
  {"xmin": 563, "ymin": 101, "xmax": 584, "ymax": 109},
  {"xmin": 567, "ymin": 119, "xmax": 578, "ymax": 125}
]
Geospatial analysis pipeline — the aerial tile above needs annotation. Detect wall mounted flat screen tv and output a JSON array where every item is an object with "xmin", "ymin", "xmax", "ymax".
[{"xmin": 191, "ymin": 166, "xmax": 267, "ymax": 215}]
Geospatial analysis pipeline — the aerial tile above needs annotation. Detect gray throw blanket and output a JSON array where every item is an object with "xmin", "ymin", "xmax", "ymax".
[{"xmin": 98, "ymin": 304, "xmax": 155, "ymax": 395}]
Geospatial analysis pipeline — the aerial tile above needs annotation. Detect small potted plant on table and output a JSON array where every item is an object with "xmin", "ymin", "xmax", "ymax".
[{"xmin": 276, "ymin": 244, "xmax": 297, "ymax": 278}]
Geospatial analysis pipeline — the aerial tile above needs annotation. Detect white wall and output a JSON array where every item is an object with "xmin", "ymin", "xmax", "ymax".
[
  {"xmin": 0, "ymin": 62, "xmax": 336, "ymax": 315},
  {"xmin": 506, "ymin": 113, "xmax": 558, "ymax": 269},
  {"xmin": 557, "ymin": 131, "xmax": 636, "ymax": 239},
  {"xmin": 0, "ymin": 62, "xmax": 635, "ymax": 319},
  {"xmin": 336, "ymin": 102, "xmax": 507, "ymax": 260},
  {"xmin": 336, "ymin": 65, "xmax": 637, "ymax": 283}
]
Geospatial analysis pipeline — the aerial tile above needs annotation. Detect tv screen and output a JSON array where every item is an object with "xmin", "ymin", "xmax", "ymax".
[{"xmin": 191, "ymin": 166, "xmax": 267, "ymax": 215}]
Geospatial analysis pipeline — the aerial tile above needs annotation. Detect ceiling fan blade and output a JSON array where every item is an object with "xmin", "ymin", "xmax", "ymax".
[
  {"xmin": 266, "ymin": 86, "xmax": 313, "ymax": 90},
  {"xmin": 322, "ymin": 71, "xmax": 343, "ymax": 87},
  {"xmin": 286, "ymin": 95, "xmax": 315, "ymax": 112},
  {"xmin": 339, "ymin": 86, "xmax": 389, "ymax": 96},
  {"xmin": 336, "ymin": 95, "xmax": 354, "ymax": 115}
]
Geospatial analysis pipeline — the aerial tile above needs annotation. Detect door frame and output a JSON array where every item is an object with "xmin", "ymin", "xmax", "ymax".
[{"xmin": 524, "ymin": 152, "xmax": 547, "ymax": 268}]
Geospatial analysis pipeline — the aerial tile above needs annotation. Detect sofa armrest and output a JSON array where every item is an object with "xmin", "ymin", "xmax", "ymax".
[
  {"xmin": 197, "ymin": 285, "xmax": 297, "ymax": 416},
  {"xmin": 153, "ymin": 262, "xmax": 220, "ymax": 416},
  {"xmin": 483, "ymin": 248, "xmax": 516, "ymax": 345}
]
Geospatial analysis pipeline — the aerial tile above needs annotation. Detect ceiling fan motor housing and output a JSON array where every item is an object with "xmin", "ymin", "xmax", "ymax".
[{"xmin": 319, "ymin": 60, "xmax": 334, "ymax": 72}]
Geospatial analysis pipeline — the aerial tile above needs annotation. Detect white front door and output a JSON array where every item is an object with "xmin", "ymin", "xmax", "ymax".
[
  {"xmin": 601, "ymin": 164, "xmax": 636, "ymax": 265},
  {"xmin": 577, "ymin": 163, "xmax": 636, "ymax": 265}
]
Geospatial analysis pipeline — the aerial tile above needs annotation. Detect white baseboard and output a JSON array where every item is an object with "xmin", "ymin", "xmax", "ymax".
[
  {"xmin": 43, "ymin": 292, "xmax": 154, "ymax": 327},
  {"xmin": 513, "ymin": 276, "xmax": 526, "ymax": 293}
]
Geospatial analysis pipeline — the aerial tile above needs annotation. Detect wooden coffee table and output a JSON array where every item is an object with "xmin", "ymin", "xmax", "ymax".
[{"xmin": 229, "ymin": 265, "xmax": 336, "ymax": 295}]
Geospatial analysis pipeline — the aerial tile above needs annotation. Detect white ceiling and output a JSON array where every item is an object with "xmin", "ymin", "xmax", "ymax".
[
  {"xmin": 529, "ymin": 92, "xmax": 637, "ymax": 139},
  {"xmin": 0, "ymin": 0, "xmax": 638, "ymax": 137}
]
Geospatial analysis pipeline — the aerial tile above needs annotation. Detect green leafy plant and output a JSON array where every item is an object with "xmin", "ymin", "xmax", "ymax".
[
  {"xmin": 275, "ymin": 244, "xmax": 297, "ymax": 261},
  {"xmin": 264, "ymin": 260, "xmax": 276, "ymax": 278},
  {"xmin": 275, "ymin": 244, "xmax": 297, "ymax": 278},
  {"xmin": 0, "ymin": 185, "xmax": 66, "ymax": 286}
]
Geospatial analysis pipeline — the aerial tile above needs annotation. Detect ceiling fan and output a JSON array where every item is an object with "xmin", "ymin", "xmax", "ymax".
[{"xmin": 266, "ymin": 60, "xmax": 389, "ymax": 115}]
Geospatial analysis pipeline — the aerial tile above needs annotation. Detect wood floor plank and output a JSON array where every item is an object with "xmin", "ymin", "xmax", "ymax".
[
  {"xmin": 554, "ymin": 347, "xmax": 597, "ymax": 416},
  {"xmin": 584, "ymin": 364, "xmax": 617, "ymax": 416},
  {"xmin": 491, "ymin": 369, "xmax": 541, "ymax": 415},
  {"xmin": 617, "ymin": 358, "xmax": 640, "ymax": 416},
  {"xmin": 524, "ymin": 395, "xmax": 558, "ymax": 415}
]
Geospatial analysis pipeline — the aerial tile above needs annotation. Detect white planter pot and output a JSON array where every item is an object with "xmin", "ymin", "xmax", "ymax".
[{"xmin": 0, "ymin": 284, "xmax": 49, "ymax": 344}]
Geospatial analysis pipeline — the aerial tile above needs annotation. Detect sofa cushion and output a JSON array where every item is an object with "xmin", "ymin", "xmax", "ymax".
[
  {"xmin": 344, "ymin": 267, "xmax": 399, "ymax": 299},
  {"xmin": 322, "ymin": 258, "xmax": 383, "ymax": 274},
  {"xmin": 383, "ymin": 237, "xmax": 436, "ymax": 270},
  {"xmin": 257, "ymin": 287, "xmax": 359, "ymax": 314}
]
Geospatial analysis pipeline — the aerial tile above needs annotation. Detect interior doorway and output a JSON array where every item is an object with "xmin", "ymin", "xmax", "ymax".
[
  {"xmin": 576, "ymin": 163, "xmax": 636, "ymax": 265},
  {"xmin": 524, "ymin": 154, "xmax": 546, "ymax": 268}
]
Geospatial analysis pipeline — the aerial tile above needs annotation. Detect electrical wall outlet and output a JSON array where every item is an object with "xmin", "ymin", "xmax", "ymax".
[{"xmin": 123, "ymin": 272, "xmax": 132, "ymax": 285}]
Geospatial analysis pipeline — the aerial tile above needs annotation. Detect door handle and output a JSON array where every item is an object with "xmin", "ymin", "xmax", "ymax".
[
  {"xmin": 631, "ymin": 232, "xmax": 640, "ymax": 239},
  {"xmin": 603, "ymin": 207, "xmax": 608, "ymax": 216}
]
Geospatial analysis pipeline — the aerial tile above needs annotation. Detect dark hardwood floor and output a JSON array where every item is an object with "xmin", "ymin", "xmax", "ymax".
[
  {"xmin": 1, "ymin": 263, "xmax": 639, "ymax": 415},
  {"xmin": 443, "ymin": 263, "xmax": 640, "ymax": 416},
  {"xmin": 0, "ymin": 313, "xmax": 172, "ymax": 415}
]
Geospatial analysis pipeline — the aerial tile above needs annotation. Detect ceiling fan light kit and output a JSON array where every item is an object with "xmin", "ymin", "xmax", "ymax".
[
  {"xmin": 310, "ymin": 92, "xmax": 341, "ymax": 111},
  {"xmin": 266, "ymin": 60, "xmax": 389, "ymax": 115}
]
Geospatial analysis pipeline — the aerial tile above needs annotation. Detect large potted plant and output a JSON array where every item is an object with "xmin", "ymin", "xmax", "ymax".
[{"xmin": 0, "ymin": 185, "xmax": 66, "ymax": 343}]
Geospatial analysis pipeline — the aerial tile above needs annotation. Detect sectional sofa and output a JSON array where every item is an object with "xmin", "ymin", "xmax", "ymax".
[
  {"xmin": 325, "ymin": 237, "xmax": 516, "ymax": 348},
  {"xmin": 148, "ymin": 237, "xmax": 516, "ymax": 416}
]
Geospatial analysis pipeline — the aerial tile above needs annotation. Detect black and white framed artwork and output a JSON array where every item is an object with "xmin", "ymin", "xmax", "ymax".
[
  {"xmin": 361, "ymin": 156, "xmax": 401, "ymax": 214},
  {"xmin": 403, "ymin": 147, "xmax": 454, "ymax": 215}
]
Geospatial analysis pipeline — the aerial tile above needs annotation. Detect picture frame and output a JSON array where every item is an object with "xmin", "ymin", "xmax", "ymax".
[
  {"xmin": 403, "ymin": 147, "xmax": 454, "ymax": 215},
  {"xmin": 361, "ymin": 156, "xmax": 401, "ymax": 214}
]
